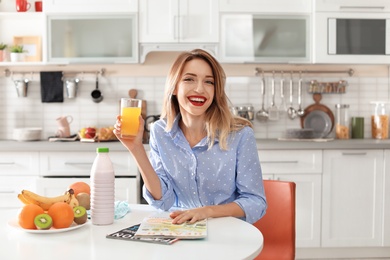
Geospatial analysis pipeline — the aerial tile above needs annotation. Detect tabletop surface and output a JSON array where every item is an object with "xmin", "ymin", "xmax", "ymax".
[{"xmin": 1, "ymin": 204, "xmax": 263, "ymax": 260}]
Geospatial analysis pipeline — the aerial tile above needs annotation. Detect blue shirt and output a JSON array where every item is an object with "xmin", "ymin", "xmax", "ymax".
[{"xmin": 144, "ymin": 116, "xmax": 267, "ymax": 224}]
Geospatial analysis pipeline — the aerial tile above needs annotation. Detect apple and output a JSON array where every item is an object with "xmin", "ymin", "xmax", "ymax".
[{"xmin": 85, "ymin": 127, "xmax": 96, "ymax": 139}]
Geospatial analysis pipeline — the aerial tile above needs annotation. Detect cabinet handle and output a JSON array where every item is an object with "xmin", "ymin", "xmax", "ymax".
[
  {"xmin": 341, "ymin": 152, "xmax": 367, "ymax": 156},
  {"xmin": 0, "ymin": 162, "xmax": 15, "ymax": 165},
  {"xmin": 262, "ymin": 161, "xmax": 299, "ymax": 164},
  {"xmin": 64, "ymin": 162, "xmax": 92, "ymax": 166},
  {"xmin": 174, "ymin": 15, "xmax": 179, "ymax": 40},
  {"xmin": 0, "ymin": 190, "xmax": 15, "ymax": 194},
  {"xmin": 340, "ymin": 6, "xmax": 385, "ymax": 10}
]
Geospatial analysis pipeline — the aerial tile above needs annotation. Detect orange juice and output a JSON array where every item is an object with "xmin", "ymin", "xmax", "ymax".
[{"xmin": 121, "ymin": 107, "xmax": 141, "ymax": 137}]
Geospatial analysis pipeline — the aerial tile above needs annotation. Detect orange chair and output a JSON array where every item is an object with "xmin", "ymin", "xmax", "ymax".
[{"xmin": 253, "ymin": 180, "xmax": 296, "ymax": 260}]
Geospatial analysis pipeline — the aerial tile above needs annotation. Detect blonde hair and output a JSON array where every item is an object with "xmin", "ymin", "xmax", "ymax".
[{"xmin": 161, "ymin": 49, "xmax": 252, "ymax": 150}]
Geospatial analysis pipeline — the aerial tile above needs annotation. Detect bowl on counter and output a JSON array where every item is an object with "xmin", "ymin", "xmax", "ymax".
[{"xmin": 13, "ymin": 128, "xmax": 42, "ymax": 141}]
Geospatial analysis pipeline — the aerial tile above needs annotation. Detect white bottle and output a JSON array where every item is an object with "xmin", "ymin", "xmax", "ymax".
[{"xmin": 90, "ymin": 147, "xmax": 115, "ymax": 225}]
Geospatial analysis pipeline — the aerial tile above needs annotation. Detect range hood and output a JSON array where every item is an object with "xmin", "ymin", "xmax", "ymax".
[{"xmin": 139, "ymin": 43, "xmax": 218, "ymax": 63}]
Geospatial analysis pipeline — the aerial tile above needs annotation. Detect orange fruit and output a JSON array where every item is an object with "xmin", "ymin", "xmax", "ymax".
[
  {"xmin": 48, "ymin": 202, "xmax": 74, "ymax": 229},
  {"xmin": 68, "ymin": 181, "xmax": 90, "ymax": 196},
  {"xmin": 18, "ymin": 204, "xmax": 45, "ymax": 229}
]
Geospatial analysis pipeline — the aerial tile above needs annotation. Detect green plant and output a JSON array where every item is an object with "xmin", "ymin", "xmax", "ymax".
[
  {"xmin": 0, "ymin": 43, "xmax": 7, "ymax": 50},
  {"xmin": 9, "ymin": 44, "xmax": 25, "ymax": 53}
]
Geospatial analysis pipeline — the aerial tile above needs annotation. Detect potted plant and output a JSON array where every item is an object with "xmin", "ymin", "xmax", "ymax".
[
  {"xmin": 0, "ymin": 43, "xmax": 7, "ymax": 62},
  {"xmin": 9, "ymin": 44, "xmax": 27, "ymax": 62}
]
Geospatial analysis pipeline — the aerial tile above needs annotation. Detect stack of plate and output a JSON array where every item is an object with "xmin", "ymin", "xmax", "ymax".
[{"xmin": 285, "ymin": 128, "xmax": 315, "ymax": 139}]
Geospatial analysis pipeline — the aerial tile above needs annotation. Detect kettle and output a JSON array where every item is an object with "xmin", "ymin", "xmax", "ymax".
[{"xmin": 144, "ymin": 115, "xmax": 160, "ymax": 143}]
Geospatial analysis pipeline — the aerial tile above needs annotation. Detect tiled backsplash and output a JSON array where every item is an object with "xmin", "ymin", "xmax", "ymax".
[{"xmin": 0, "ymin": 73, "xmax": 389, "ymax": 140}]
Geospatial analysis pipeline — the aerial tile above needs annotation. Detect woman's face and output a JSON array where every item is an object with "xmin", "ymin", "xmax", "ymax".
[{"xmin": 174, "ymin": 58, "xmax": 215, "ymax": 119}]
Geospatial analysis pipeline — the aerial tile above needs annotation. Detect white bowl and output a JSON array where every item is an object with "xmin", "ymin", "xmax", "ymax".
[{"xmin": 13, "ymin": 128, "xmax": 42, "ymax": 141}]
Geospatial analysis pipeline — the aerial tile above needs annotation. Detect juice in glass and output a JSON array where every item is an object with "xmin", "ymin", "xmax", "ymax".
[{"xmin": 121, "ymin": 98, "xmax": 142, "ymax": 137}]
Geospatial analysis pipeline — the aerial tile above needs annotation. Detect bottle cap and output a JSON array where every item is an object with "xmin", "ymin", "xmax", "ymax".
[{"xmin": 97, "ymin": 147, "xmax": 109, "ymax": 153}]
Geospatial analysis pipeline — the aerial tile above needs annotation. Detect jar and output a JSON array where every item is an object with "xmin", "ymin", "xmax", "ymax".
[
  {"xmin": 371, "ymin": 102, "xmax": 389, "ymax": 139},
  {"xmin": 335, "ymin": 104, "xmax": 350, "ymax": 139}
]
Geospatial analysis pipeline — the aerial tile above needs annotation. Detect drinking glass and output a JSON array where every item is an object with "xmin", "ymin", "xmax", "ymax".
[{"xmin": 120, "ymin": 98, "xmax": 142, "ymax": 137}]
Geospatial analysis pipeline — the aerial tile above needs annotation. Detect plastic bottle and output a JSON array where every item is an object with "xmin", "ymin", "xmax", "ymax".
[{"xmin": 90, "ymin": 147, "xmax": 115, "ymax": 225}]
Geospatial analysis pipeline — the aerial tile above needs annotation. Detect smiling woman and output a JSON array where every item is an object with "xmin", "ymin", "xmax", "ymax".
[{"xmin": 113, "ymin": 49, "xmax": 267, "ymax": 225}]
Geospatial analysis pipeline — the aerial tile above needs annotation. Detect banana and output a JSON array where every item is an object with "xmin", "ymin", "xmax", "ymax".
[
  {"xmin": 17, "ymin": 193, "xmax": 31, "ymax": 205},
  {"xmin": 20, "ymin": 189, "xmax": 74, "ymax": 211}
]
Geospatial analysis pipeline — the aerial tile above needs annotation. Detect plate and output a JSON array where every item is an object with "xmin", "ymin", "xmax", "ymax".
[
  {"xmin": 7, "ymin": 219, "xmax": 88, "ymax": 234},
  {"xmin": 303, "ymin": 110, "xmax": 332, "ymax": 138}
]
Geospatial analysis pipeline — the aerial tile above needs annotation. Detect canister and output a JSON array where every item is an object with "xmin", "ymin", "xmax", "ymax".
[
  {"xmin": 371, "ymin": 101, "xmax": 389, "ymax": 139},
  {"xmin": 335, "ymin": 104, "xmax": 350, "ymax": 139}
]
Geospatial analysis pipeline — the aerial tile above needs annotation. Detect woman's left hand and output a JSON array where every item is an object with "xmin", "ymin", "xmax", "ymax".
[{"xmin": 169, "ymin": 207, "xmax": 211, "ymax": 224}]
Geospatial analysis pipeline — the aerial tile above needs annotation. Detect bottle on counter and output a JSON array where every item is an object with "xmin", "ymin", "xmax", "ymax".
[
  {"xmin": 371, "ymin": 101, "xmax": 389, "ymax": 139},
  {"xmin": 335, "ymin": 104, "xmax": 350, "ymax": 139},
  {"xmin": 90, "ymin": 147, "xmax": 115, "ymax": 225}
]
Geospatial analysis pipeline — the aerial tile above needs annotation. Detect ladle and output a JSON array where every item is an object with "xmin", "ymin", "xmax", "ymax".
[
  {"xmin": 256, "ymin": 75, "xmax": 269, "ymax": 122},
  {"xmin": 287, "ymin": 73, "xmax": 297, "ymax": 119},
  {"xmin": 297, "ymin": 73, "xmax": 305, "ymax": 117}
]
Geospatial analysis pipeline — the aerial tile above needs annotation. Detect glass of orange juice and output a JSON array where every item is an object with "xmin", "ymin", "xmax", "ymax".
[{"xmin": 120, "ymin": 98, "xmax": 142, "ymax": 137}]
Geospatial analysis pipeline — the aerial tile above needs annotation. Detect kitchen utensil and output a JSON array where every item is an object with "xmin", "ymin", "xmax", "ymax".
[
  {"xmin": 56, "ymin": 115, "xmax": 73, "ymax": 137},
  {"xmin": 256, "ymin": 75, "xmax": 269, "ymax": 122},
  {"xmin": 300, "ymin": 93, "xmax": 335, "ymax": 138},
  {"xmin": 297, "ymin": 75, "xmax": 305, "ymax": 117},
  {"xmin": 14, "ymin": 79, "xmax": 29, "ymax": 97},
  {"xmin": 66, "ymin": 78, "xmax": 79, "ymax": 99},
  {"xmin": 268, "ymin": 73, "xmax": 279, "ymax": 121},
  {"xmin": 279, "ymin": 74, "xmax": 287, "ymax": 112},
  {"xmin": 13, "ymin": 127, "xmax": 42, "ymax": 141},
  {"xmin": 16, "ymin": 0, "xmax": 31, "ymax": 12},
  {"xmin": 91, "ymin": 75, "xmax": 103, "ymax": 103},
  {"xmin": 287, "ymin": 74, "xmax": 297, "ymax": 119}
]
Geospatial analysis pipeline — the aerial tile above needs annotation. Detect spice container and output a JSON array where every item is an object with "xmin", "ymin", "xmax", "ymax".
[
  {"xmin": 335, "ymin": 104, "xmax": 350, "ymax": 139},
  {"xmin": 371, "ymin": 102, "xmax": 389, "ymax": 139}
]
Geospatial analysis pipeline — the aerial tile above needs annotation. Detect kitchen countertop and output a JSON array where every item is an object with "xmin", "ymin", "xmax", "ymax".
[{"xmin": 1, "ymin": 139, "xmax": 390, "ymax": 152}]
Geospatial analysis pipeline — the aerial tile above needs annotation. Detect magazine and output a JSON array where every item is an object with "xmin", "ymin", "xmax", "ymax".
[
  {"xmin": 134, "ymin": 216, "xmax": 207, "ymax": 239},
  {"xmin": 106, "ymin": 223, "xmax": 179, "ymax": 245}
]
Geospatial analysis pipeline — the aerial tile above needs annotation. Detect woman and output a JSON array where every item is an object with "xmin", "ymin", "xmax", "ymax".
[{"xmin": 114, "ymin": 49, "xmax": 266, "ymax": 224}]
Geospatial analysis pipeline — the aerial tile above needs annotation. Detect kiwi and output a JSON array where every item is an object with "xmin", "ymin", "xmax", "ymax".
[
  {"xmin": 73, "ymin": 206, "xmax": 87, "ymax": 225},
  {"xmin": 34, "ymin": 213, "xmax": 53, "ymax": 230},
  {"xmin": 76, "ymin": 192, "xmax": 90, "ymax": 210}
]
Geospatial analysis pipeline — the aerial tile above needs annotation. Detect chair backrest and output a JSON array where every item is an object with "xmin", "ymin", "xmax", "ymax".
[{"xmin": 253, "ymin": 180, "xmax": 296, "ymax": 260}]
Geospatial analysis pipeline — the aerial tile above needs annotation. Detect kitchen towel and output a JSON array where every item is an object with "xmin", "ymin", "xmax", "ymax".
[{"xmin": 40, "ymin": 71, "xmax": 64, "ymax": 103}]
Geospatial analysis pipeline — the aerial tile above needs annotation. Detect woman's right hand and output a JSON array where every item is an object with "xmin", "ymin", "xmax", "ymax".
[{"xmin": 113, "ymin": 115, "xmax": 145, "ymax": 152}]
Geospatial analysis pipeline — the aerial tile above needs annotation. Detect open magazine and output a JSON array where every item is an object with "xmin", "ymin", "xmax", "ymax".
[
  {"xmin": 106, "ymin": 223, "xmax": 179, "ymax": 245},
  {"xmin": 134, "ymin": 215, "xmax": 207, "ymax": 239}
]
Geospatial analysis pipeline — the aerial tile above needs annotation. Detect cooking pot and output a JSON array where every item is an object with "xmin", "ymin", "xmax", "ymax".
[{"xmin": 91, "ymin": 76, "xmax": 103, "ymax": 103}]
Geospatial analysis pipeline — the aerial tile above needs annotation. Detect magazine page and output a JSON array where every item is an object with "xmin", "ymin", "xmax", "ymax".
[
  {"xmin": 134, "ymin": 216, "xmax": 207, "ymax": 239},
  {"xmin": 106, "ymin": 223, "xmax": 179, "ymax": 245}
]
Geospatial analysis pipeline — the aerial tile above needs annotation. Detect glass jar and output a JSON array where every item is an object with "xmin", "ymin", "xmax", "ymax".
[
  {"xmin": 371, "ymin": 102, "xmax": 389, "ymax": 139},
  {"xmin": 335, "ymin": 104, "xmax": 350, "ymax": 139}
]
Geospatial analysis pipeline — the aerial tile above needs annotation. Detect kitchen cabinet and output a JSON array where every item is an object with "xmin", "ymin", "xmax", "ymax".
[
  {"xmin": 219, "ymin": 0, "xmax": 312, "ymax": 13},
  {"xmin": 259, "ymin": 150, "xmax": 322, "ymax": 248},
  {"xmin": 0, "ymin": 152, "xmax": 39, "ymax": 208},
  {"xmin": 47, "ymin": 14, "xmax": 138, "ymax": 63},
  {"xmin": 43, "ymin": 0, "xmax": 138, "ymax": 13},
  {"xmin": 322, "ymin": 150, "xmax": 385, "ymax": 247},
  {"xmin": 139, "ymin": 0, "xmax": 218, "ymax": 43},
  {"xmin": 384, "ymin": 150, "xmax": 390, "ymax": 246},
  {"xmin": 36, "ymin": 177, "xmax": 139, "ymax": 204},
  {"xmin": 315, "ymin": 0, "xmax": 390, "ymax": 12}
]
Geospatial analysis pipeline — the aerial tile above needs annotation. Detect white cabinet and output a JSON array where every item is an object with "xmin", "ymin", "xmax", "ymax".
[
  {"xmin": 322, "ymin": 150, "xmax": 385, "ymax": 247},
  {"xmin": 384, "ymin": 150, "xmax": 390, "ymax": 246},
  {"xmin": 0, "ymin": 152, "xmax": 39, "ymax": 208},
  {"xmin": 259, "ymin": 150, "xmax": 322, "ymax": 248},
  {"xmin": 39, "ymin": 151, "xmax": 138, "ymax": 177},
  {"xmin": 43, "ymin": 0, "xmax": 138, "ymax": 13},
  {"xmin": 139, "ymin": 0, "xmax": 218, "ymax": 43},
  {"xmin": 220, "ymin": 0, "xmax": 312, "ymax": 13},
  {"xmin": 36, "ymin": 177, "xmax": 139, "ymax": 204},
  {"xmin": 47, "ymin": 14, "xmax": 138, "ymax": 63}
]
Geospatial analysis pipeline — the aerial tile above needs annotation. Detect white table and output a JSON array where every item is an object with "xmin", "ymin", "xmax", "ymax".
[{"xmin": 1, "ymin": 204, "xmax": 263, "ymax": 260}]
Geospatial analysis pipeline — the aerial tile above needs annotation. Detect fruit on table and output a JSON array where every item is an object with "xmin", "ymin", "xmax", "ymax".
[
  {"xmin": 34, "ymin": 213, "xmax": 53, "ymax": 230},
  {"xmin": 48, "ymin": 202, "xmax": 75, "ymax": 229},
  {"xmin": 18, "ymin": 188, "xmax": 78, "ymax": 211},
  {"xmin": 18, "ymin": 204, "xmax": 45, "ymax": 229},
  {"xmin": 73, "ymin": 206, "xmax": 87, "ymax": 225},
  {"xmin": 68, "ymin": 181, "xmax": 90, "ymax": 196},
  {"xmin": 76, "ymin": 192, "xmax": 90, "ymax": 210},
  {"xmin": 85, "ymin": 127, "xmax": 97, "ymax": 138},
  {"xmin": 98, "ymin": 126, "xmax": 117, "ymax": 141}
]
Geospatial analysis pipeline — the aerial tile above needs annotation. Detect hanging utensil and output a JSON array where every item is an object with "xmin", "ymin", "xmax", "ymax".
[
  {"xmin": 287, "ymin": 73, "xmax": 297, "ymax": 120},
  {"xmin": 268, "ymin": 72, "xmax": 279, "ymax": 121},
  {"xmin": 256, "ymin": 74, "xmax": 269, "ymax": 122},
  {"xmin": 91, "ymin": 74, "xmax": 103, "ymax": 103},
  {"xmin": 297, "ymin": 72, "xmax": 305, "ymax": 117},
  {"xmin": 279, "ymin": 72, "xmax": 287, "ymax": 112}
]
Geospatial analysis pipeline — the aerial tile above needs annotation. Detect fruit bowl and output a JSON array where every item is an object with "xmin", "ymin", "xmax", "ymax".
[{"xmin": 8, "ymin": 219, "xmax": 88, "ymax": 233}]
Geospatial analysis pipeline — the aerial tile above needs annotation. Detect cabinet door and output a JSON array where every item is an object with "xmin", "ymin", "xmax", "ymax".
[
  {"xmin": 219, "ymin": 0, "xmax": 312, "ymax": 13},
  {"xmin": 384, "ymin": 150, "xmax": 390, "ymax": 246},
  {"xmin": 0, "ymin": 176, "xmax": 37, "ymax": 208},
  {"xmin": 139, "ymin": 0, "xmax": 218, "ymax": 43},
  {"xmin": 322, "ymin": 150, "xmax": 385, "ymax": 247},
  {"xmin": 36, "ymin": 177, "xmax": 139, "ymax": 204},
  {"xmin": 0, "ymin": 152, "xmax": 39, "ymax": 176}
]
